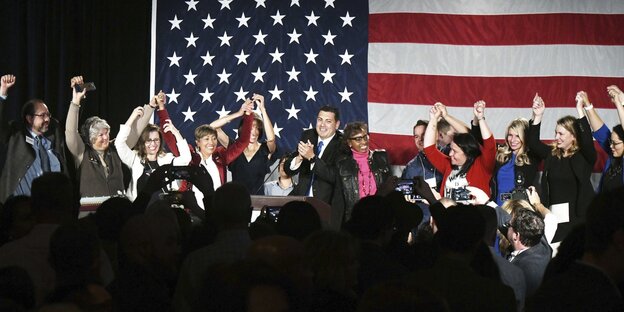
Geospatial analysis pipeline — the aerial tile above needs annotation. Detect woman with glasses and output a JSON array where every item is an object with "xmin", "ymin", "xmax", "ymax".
[
  {"xmin": 579, "ymin": 86, "xmax": 624, "ymax": 192},
  {"xmin": 114, "ymin": 92, "xmax": 191, "ymax": 200},
  {"xmin": 336, "ymin": 122, "xmax": 392, "ymax": 222},
  {"xmin": 423, "ymin": 101, "xmax": 496, "ymax": 201},
  {"xmin": 527, "ymin": 93, "xmax": 596, "ymax": 241}
]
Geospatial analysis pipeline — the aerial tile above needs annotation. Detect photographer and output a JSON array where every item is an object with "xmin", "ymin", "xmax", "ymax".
[{"xmin": 423, "ymin": 101, "xmax": 496, "ymax": 201}]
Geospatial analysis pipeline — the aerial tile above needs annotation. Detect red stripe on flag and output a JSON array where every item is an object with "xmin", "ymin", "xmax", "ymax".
[
  {"xmin": 369, "ymin": 73, "xmax": 624, "ymax": 108},
  {"xmin": 370, "ymin": 13, "xmax": 624, "ymax": 45}
]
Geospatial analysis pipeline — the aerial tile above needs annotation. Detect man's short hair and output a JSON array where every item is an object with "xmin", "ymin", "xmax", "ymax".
[
  {"xmin": 31, "ymin": 172, "xmax": 75, "ymax": 217},
  {"xmin": 413, "ymin": 120, "xmax": 428, "ymax": 132},
  {"xmin": 437, "ymin": 119, "xmax": 451, "ymax": 134},
  {"xmin": 511, "ymin": 208, "xmax": 544, "ymax": 247},
  {"xmin": 21, "ymin": 99, "xmax": 44, "ymax": 125},
  {"xmin": 319, "ymin": 105, "xmax": 340, "ymax": 121},
  {"xmin": 211, "ymin": 182, "xmax": 252, "ymax": 225}
]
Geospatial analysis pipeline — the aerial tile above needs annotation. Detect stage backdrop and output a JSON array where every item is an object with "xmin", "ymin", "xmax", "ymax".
[{"xmin": 151, "ymin": 0, "xmax": 624, "ymax": 167}]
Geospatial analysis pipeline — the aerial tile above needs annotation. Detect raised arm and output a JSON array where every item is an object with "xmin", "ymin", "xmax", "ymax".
[
  {"xmin": 527, "ymin": 94, "xmax": 551, "ymax": 159},
  {"xmin": 65, "ymin": 76, "xmax": 89, "ymax": 165},
  {"xmin": 436, "ymin": 102, "xmax": 470, "ymax": 134},
  {"xmin": 154, "ymin": 91, "xmax": 180, "ymax": 156},
  {"xmin": 253, "ymin": 93, "xmax": 276, "ymax": 154},
  {"xmin": 473, "ymin": 100, "xmax": 492, "ymax": 140},
  {"xmin": 607, "ymin": 85, "xmax": 624, "ymax": 127},
  {"xmin": 222, "ymin": 99, "xmax": 254, "ymax": 164},
  {"xmin": 162, "ymin": 119, "xmax": 192, "ymax": 165},
  {"xmin": 0, "ymin": 75, "xmax": 16, "ymax": 140},
  {"xmin": 115, "ymin": 106, "xmax": 144, "ymax": 167},
  {"xmin": 128, "ymin": 101, "xmax": 156, "ymax": 148},
  {"xmin": 209, "ymin": 101, "xmax": 249, "ymax": 148},
  {"xmin": 424, "ymin": 104, "xmax": 441, "ymax": 149},
  {"xmin": 576, "ymin": 91, "xmax": 603, "ymax": 131}
]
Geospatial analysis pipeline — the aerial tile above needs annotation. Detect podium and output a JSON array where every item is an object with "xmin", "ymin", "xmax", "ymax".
[{"xmin": 250, "ymin": 195, "xmax": 336, "ymax": 229}]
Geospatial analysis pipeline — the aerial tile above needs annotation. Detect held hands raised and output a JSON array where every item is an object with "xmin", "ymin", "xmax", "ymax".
[
  {"xmin": 429, "ymin": 103, "xmax": 443, "ymax": 121},
  {"xmin": 473, "ymin": 100, "xmax": 486, "ymax": 120},
  {"xmin": 163, "ymin": 119, "xmax": 182, "ymax": 139},
  {"xmin": 532, "ymin": 93, "xmax": 545, "ymax": 116},
  {"xmin": 238, "ymin": 98, "xmax": 255, "ymax": 116},
  {"xmin": 251, "ymin": 93, "xmax": 265, "ymax": 111},
  {"xmin": 0, "ymin": 74, "xmax": 16, "ymax": 97},
  {"xmin": 149, "ymin": 90, "xmax": 167, "ymax": 109},
  {"xmin": 607, "ymin": 85, "xmax": 624, "ymax": 106}
]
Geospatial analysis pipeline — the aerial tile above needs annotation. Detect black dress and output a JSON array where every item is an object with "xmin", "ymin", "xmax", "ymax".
[{"xmin": 229, "ymin": 142, "xmax": 272, "ymax": 195}]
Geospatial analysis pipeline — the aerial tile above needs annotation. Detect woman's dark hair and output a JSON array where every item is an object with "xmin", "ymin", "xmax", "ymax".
[
  {"xmin": 238, "ymin": 114, "xmax": 264, "ymax": 140},
  {"xmin": 135, "ymin": 124, "xmax": 165, "ymax": 161},
  {"xmin": 607, "ymin": 125, "xmax": 624, "ymax": 177},
  {"xmin": 452, "ymin": 133, "xmax": 481, "ymax": 176},
  {"xmin": 341, "ymin": 121, "xmax": 368, "ymax": 153}
]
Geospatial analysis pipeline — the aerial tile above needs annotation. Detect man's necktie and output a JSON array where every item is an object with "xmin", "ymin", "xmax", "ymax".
[
  {"xmin": 37, "ymin": 136, "xmax": 51, "ymax": 172},
  {"xmin": 308, "ymin": 141, "xmax": 324, "ymax": 195}
]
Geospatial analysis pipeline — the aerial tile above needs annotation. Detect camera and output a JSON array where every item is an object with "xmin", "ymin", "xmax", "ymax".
[
  {"xmin": 394, "ymin": 179, "xmax": 423, "ymax": 201},
  {"xmin": 449, "ymin": 187, "xmax": 471, "ymax": 202},
  {"xmin": 256, "ymin": 205, "xmax": 281, "ymax": 224},
  {"xmin": 500, "ymin": 172, "xmax": 529, "ymax": 202},
  {"xmin": 74, "ymin": 82, "xmax": 97, "ymax": 92},
  {"xmin": 169, "ymin": 166, "xmax": 192, "ymax": 180}
]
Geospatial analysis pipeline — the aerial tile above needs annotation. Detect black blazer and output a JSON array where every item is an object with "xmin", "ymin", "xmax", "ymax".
[
  {"xmin": 510, "ymin": 238, "xmax": 552, "ymax": 297},
  {"xmin": 284, "ymin": 129, "xmax": 343, "ymax": 222}
]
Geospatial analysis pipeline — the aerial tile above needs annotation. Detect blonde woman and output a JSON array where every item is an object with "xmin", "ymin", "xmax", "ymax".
[{"xmin": 527, "ymin": 93, "xmax": 596, "ymax": 241}]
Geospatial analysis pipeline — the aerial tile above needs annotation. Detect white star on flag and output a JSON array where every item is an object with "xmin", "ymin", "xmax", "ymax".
[
  {"xmin": 321, "ymin": 68, "xmax": 336, "ymax": 83},
  {"xmin": 252, "ymin": 67, "xmax": 266, "ymax": 82},
  {"xmin": 285, "ymin": 103, "xmax": 301, "ymax": 120},
  {"xmin": 254, "ymin": 0, "xmax": 266, "ymax": 8},
  {"xmin": 290, "ymin": 0, "xmax": 300, "ymax": 7},
  {"xmin": 216, "ymin": 106, "xmax": 231, "ymax": 118},
  {"xmin": 273, "ymin": 122, "xmax": 283, "ymax": 138},
  {"xmin": 182, "ymin": 106, "xmax": 197, "ymax": 122},
  {"xmin": 217, "ymin": 69, "xmax": 232, "ymax": 84},
  {"xmin": 218, "ymin": 31, "xmax": 233, "ymax": 46},
  {"xmin": 269, "ymin": 48, "xmax": 284, "ymax": 63},
  {"xmin": 304, "ymin": 86, "xmax": 318, "ymax": 101},
  {"xmin": 167, "ymin": 52, "xmax": 181, "ymax": 67},
  {"xmin": 305, "ymin": 11, "xmax": 320, "ymax": 26},
  {"xmin": 202, "ymin": 14, "xmax": 215, "ymax": 29},
  {"xmin": 199, "ymin": 88, "xmax": 214, "ymax": 103},
  {"xmin": 304, "ymin": 49, "xmax": 318, "ymax": 64},
  {"xmin": 322, "ymin": 30, "xmax": 336, "ymax": 45},
  {"xmin": 169, "ymin": 15, "xmax": 182, "ymax": 30},
  {"xmin": 338, "ymin": 87, "xmax": 354, "ymax": 103},
  {"xmin": 235, "ymin": 50, "xmax": 250, "ymax": 65},
  {"xmin": 339, "ymin": 50, "xmax": 354, "ymax": 65},
  {"xmin": 271, "ymin": 10, "xmax": 286, "ymax": 25},
  {"xmin": 286, "ymin": 66, "xmax": 301, "ymax": 82},
  {"xmin": 184, "ymin": 32, "xmax": 198, "ymax": 47},
  {"xmin": 218, "ymin": 0, "xmax": 233, "ymax": 10},
  {"xmin": 269, "ymin": 85, "xmax": 284, "ymax": 101},
  {"xmin": 185, "ymin": 0, "xmax": 198, "ymax": 11},
  {"xmin": 287, "ymin": 29, "xmax": 302, "ymax": 44},
  {"xmin": 183, "ymin": 69, "xmax": 197, "ymax": 85},
  {"xmin": 201, "ymin": 51, "xmax": 215, "ymax": 66},
  {"xmin": 236, "ymin": 13, "xmax": 251, "ymax": 28},
  {"xmin": 253, "ymin": 30, "xmax": 268, "ymax": 45},
  {"xmin": 324, "ymin": 0, "xmax": 335, "ymax": 8},
  {"xmin": 234, "ymin": 86, "xmax": 249, "ymax": 102},
  {"xmin": 341, "ymin": 12, "xmax": 355, "ymax": 27},
  {"xmin": 166, "ymin": 89, "xmax": 180, "ymax": 104}
]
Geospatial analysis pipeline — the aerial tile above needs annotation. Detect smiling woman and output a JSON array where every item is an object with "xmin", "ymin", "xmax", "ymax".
[{"xmin": 336, "ymin": 122, "xmax": 393, "ymax": 222}]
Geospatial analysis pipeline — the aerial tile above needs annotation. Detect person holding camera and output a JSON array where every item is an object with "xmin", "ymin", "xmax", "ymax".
[
  {"xmin": 527, "ymin": 93, "xmax": 596, "ymax": 241},
  {"xmin": 423, "ymin": 101, "xmax": 496, "ymax": 201},
  {"xmin": 581, "ymin": 86, "xmax": 624, "ymax": 192},
  {"xmin": 335, "ymin": 122, "xmax": 393, "ymax": 222},
  {"xmin": 114, "ymin": 92, "xmax": 192, "ymax": 201}
]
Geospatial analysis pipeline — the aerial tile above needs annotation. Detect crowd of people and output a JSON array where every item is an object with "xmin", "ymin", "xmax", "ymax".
[{"xmin": 1, "ymin": 73, "xmax": 624, "ymax": 311}]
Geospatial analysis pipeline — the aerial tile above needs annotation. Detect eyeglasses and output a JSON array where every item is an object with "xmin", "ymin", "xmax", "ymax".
[
  {"xmin": 499, "ymin": 221, "xmax": 512, "ymax": 233},
  {"xmin": 349, "ymin": 134, "xmax": 369, "ymax": 142},
  {"xmin": 145, "ymin": 138, "xmax": 161, "ymax": 144},
  {"xmin": 610, "ymin": 140, "xmax": 623, "ymax": 147},
  {"xmin": 32, "ymin": 112, "xmax": 51, "ymax": 118}
]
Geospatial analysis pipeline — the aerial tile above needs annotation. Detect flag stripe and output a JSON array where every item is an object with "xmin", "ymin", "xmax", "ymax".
[
  {"xmin": 370, "ymin": 13, "xmax": 624, "ymax": 45},
  {"xmin": 368, "ymin": 43, "xmax": 624, "ymax": 77},
  {"xmin": 369, "ymin": 0, "xmax": 624, "ymax": 15},
  {"xmin": 369, "ymin": 74, "xmax": 624, "ymax": 108},
  {"xmin": 367, "ymin": 103, "xmax": 622, "ymax": 138}
]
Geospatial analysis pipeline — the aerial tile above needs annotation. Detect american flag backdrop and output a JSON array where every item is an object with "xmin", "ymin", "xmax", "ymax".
[{"xmin": 151, "ymin": 0, "xmax": 624, "ymax": 167}]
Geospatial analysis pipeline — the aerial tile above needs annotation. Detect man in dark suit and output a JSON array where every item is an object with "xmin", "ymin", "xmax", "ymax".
[
  {"xmin": 284, "ymin": 106, "xmax": 343, "ymax": 225},
  {"xmin": 0, "ymin": 74, "xmax": 68, "ymax": 203},
  {"xmin": 506, "ymin": 208, "xmax": 551, "ymax": 297}
]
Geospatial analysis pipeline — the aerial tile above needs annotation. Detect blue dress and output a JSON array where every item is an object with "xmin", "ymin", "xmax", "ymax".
[{"xmin": 228, "ymin": 141, "xmax": 272, "ymax": 195}]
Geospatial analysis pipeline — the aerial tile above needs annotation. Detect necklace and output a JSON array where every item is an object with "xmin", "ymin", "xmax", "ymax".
[{"xmin": 358, "ymin": 170, "xmax": 374, "ymax": 197}]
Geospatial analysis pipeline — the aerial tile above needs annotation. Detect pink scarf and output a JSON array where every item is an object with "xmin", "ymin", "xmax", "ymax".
[{"xmin": 352, "ymin": 149, "xmax": 377, "ymax": 198}]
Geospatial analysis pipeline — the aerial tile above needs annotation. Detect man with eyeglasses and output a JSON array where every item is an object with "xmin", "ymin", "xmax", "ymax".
[
  {"xmin": 284, "ymin": 105, "xmax": 343, "ymax": 226},
  {"xmin": 0, "ymin": 74, "xmax": 68, "ymax": 202}
]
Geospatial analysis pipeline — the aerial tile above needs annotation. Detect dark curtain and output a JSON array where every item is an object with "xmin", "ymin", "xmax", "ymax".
[{"xmin": 0, "ymin": 0, "xmax": 152, "ymax": 134}]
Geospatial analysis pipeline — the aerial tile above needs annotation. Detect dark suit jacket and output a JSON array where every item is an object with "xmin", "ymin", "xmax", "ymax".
[
  {"xmin": 510, "ymin": 238, "xmax": 552, "ymax": 297},
  {"xmin": 0, "ymin": 97, "xmax": 68, "ymax": 202},
  {"xmin": 284, "ymin": 129, "xmax": 343, "ymax": 225}
]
